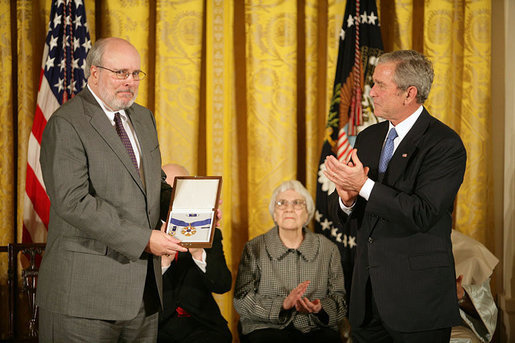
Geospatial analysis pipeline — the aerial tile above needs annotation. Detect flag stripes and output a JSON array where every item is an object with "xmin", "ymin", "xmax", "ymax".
[{"xmin": 22, "ymin": 0, "xmax": 91, "ymax": 244}]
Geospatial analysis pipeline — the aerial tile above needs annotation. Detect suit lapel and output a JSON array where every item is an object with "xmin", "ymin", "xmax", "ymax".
[
  {"xmin": 82, "ymin": 89, "xmax": 145, "ymax": 193},
  {"xmin": 383, "ymin": 108, "xmax": 431, "ymax": 184}
]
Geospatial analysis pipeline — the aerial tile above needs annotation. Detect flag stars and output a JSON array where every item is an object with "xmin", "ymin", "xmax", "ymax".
[
  {"xmin": 346, "ymin": 11, "xmax": 379, "ymax": 28},
  {"xmin": 49, "ymin": 35, "xmax": 58, "ymax": 50},
  {"xmin": 320, "ymin": 218, "xmax": 333, "ymax": 231},
  {"xmin": 54, "ymin": 78, "xmax": 64, "ymax": 93},
  {"xmin": 73, "ymin": 37, "xmax": 81, "ymax": 50},
  {"xmin": 71, "ymin": 57, "xmax": 80, "ymax": 70},
  {"xmin": 45, "ymin": 56, "xmax": 56, "ymax": 71},
  {"xmin": 68, "ymin": 80, "xmax": 77, "ymax": 94},
  {"xmin": 56, "ymin": 0, "xmax": 65, "ymax": 8},
  {"xmin": 368, "ymin": 11, "xmax": 378, "ymax": 25},
  {"xmin": 53, "ymin": 14, "xmax": 62, "ymax": 28},
  {"xmin": 340, "ymin": 28, "xmax": 345, "ymax": 41},
  {"xmin": 59, "ymin": 59, "xmax": 66, "ymax": 71},
  {"xmin": 360, "ymin": 11, "xmax": 368, "ymax": 24},
  {"xmin": 74, "ymin": 15, "xmax": 82, "ymax": 29},
  {"xmin": 75, "ymin": 0, "xmax": 83, "ymax": 6},
  {"xmin": 315, "ymin": 210, "xmax": 322, "ymax": 223},
  {"xmin": 348, "ymin": 235, "xmax": 357, "ymax": 248},
  {"xmin": 347, "ymin": 14, "xmax": 354, "ymax": 28},
  {"xmin": 64, "ymin": 15, "xmax": 72, "ymax": 27},
  {"xmin": 82, "ymin": 39, "xmax": 91, "ymax": 52}
]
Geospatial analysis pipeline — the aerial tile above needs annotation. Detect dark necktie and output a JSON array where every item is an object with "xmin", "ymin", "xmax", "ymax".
[
  {"xmin": 114, "ymin": 112, "xmax": 139, "ymax": 171},
  {"xmin": 378, "ymin": 127, "xmax": 398, "ymax": 175}
]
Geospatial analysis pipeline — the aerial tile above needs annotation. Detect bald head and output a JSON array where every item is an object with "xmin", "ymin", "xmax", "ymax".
[
  {"xmin": 162, "ymin": 164, "xmax": 189, "ymax": 185},
  {"xmin": 85, "ymin": 38, "xmax": 139, "ymax": 79},
  {"xmin": 85, "ymin": 37, "xmax": 141, "ymax": 111}
]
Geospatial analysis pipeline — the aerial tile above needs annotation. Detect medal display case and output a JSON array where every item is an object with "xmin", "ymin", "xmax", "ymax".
[{"xmin": 165, "ymin": 176, "xmax": 222, "ymax": 248}]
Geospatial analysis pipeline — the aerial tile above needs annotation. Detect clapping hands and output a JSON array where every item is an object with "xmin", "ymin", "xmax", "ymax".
[{"xmin": 282, "ymin": 280, "xmax": 322, "ymax": 314}]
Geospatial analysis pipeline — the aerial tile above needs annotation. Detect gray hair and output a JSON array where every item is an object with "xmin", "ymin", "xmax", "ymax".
[
  {"xmin": 268, "ymin": 180, "xmax": 315, "ymax": 226},
  {"xmin": 377, "ymin": 50, "xmax": 434, "ymax": 104},
  {"xmin": 85, "ymin": 38, "xmax": 111, "ymax": 78}
]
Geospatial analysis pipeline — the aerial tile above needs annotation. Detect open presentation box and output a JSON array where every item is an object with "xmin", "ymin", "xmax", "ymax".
[{"xmin": 165, "ymin": 176, "xmax": 222, "ymax": 248}]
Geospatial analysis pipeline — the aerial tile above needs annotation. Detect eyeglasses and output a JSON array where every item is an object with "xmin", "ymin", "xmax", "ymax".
[
  {"xmin": 275, "ymin": 199, "xmax": 306, "ymax": 210},
  {"xmin": 95, "ymin": 66, "xmax": 147, "ymax": 81}
]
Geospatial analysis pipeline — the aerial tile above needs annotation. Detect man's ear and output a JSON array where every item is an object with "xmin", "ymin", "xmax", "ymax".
[
  {"xmin": 405, "ymin": 85, "xmax": 418, "ymax": 104},
  {"xmin": 89, "ymin": 66, "xmax": 99, "ymax": 84}
]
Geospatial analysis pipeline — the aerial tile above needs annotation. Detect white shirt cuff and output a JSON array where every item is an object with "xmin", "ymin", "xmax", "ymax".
[
  {"xmin": 162, "ymin": 249, "xmax": 207, "ymax": 274},
  {"xmin": 192, "ymin": 249, "xmax": 207, "ymax": 273},
  {"xmin": 338, "ymin": 196, "xmax": 355, "ymax": 215},
  {"xmin": 359, "ymin": 178, "xmax": 375, "ymax": 201},
  {"xmin": 161, "ymin": 263, "xmax": 170, "ymax": 275}
]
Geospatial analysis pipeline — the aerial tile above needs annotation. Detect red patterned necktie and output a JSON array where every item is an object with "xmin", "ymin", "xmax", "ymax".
[{"xmin": 114, "ymin": 112, "xmax": 139, "ymax": 171}]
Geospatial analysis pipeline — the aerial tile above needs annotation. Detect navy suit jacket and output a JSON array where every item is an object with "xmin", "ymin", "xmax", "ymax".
[{"xmin": 331, "ymin": 108, "xmax": 466, "ymax": 332}]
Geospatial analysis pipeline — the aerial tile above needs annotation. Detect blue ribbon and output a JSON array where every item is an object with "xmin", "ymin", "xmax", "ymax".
[{"xmin": 170, "ymin": 217, "xmax": 212, "ymax": 228}]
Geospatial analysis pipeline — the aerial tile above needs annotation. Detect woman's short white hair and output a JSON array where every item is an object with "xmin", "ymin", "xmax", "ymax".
[{"xmin": 268, "ymin": 180, "xmax": 315, "ymax": 226}]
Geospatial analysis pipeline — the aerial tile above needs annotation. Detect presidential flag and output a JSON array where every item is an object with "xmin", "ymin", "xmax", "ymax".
[
  {"xmin": 315, "ymin": 0, "xmax": 383, "ymax": 299},
  {"xmin": 22, "ymin": 0, "xmax": 91, "ymax": 244}
]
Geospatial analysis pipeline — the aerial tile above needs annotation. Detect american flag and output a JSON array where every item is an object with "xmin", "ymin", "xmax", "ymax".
[
  {"xmin": 22, "ymin": 0, "xmax": 91, "ymax": 244},
  {"xmin": 314, "ymin": 0, "xmax": 383, "ymax": 303}
]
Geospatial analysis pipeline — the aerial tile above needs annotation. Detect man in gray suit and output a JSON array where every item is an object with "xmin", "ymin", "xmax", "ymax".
[{"xmin": 37, "ymin": 37, "xmax": 187, "ymax": 342}]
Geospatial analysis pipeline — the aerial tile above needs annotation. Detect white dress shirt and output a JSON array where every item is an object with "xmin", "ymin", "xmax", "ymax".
[
  {"xmin": 340, "ymin": 105, "xmax": 423, "ymax": 212},
  {"xmin": 87, "ymin": 84, "xmax": 142, "ymax": 168}
]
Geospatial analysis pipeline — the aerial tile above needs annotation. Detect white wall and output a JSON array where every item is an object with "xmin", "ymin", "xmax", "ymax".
[{"xmin": 493, "ymin": 1, "xmax": 515, "ymax": 342}]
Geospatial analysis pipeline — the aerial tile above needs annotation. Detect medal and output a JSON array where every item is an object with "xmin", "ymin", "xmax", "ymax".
[
  {"xmin": 168, "ymin": 216, "xmax": 212, "ymax": 237},
  {"xmin": 182, "ymin": 225, "xmax": 197, "ymax": 236}
]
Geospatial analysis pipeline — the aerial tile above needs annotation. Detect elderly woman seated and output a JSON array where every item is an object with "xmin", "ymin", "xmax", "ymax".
[{"xmin": 234, "ymin": 180, "xmax": 346, "ymax": 343}]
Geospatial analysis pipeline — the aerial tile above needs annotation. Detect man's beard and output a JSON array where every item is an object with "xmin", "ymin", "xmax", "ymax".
[{"xmin": 100, "ymin": 87, "xmax": 138, "ymax": 111}]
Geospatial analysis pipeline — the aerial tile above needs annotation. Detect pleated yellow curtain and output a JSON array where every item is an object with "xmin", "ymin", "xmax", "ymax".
[
  {"xmin": 0, "ymin": 1, "xmax": 14, "ymax": 284},
  {"xmin": 425, "ymin": 1, "xmax": 492, "ymax": 246},
  {"xmin": 205, "ymin": 0, "xmax": 235, "ymax": 325},
  {"xmin": 245, "ymin": 0, "xmax": 299, "ymax": 237},
  {"xmin": 1, "ymin": 0, "xmax": 492, "ymax": 341}
]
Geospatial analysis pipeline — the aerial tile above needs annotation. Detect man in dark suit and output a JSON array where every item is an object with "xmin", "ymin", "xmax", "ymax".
[
  {"xmin": 38, "ymin": 37, "xmax": 187, "ymax": 342},
  {"xmin": 324, "ymin": 50, "xmax": 467, "ymax": 343},
  {"xmin": 158, "ymin": 163, "xmax": 232, "ymax": 343}
]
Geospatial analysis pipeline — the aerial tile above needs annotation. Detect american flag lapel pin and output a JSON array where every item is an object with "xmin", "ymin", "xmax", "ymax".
[{"xmin": 402, "ymin": 153, "xmax": 408, "ymax": 158}]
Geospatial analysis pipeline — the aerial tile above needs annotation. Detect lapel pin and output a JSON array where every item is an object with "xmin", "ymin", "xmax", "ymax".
[{"xmin": 402, "ymin": 153, "xmax": 408, "ymax": 158}]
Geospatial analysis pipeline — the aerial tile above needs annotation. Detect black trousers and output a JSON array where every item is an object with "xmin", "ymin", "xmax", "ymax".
[
  {"xmin": 158, "ymin": 315, "xmax": 231, "ymax": 343},
  {"xmin": 351, "ymin": 282, "xmax": 451, "ymax": 343},
  {"xmin": 244, "ymin": 324, "xmax": 341, "ymax": 343}
]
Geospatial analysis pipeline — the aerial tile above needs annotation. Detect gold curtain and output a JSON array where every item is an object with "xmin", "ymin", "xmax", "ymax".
[
  {"xmin": 1, "ymin": 0, "xmax": 492, "ymax": 340},
  {"xmin": 0, "ymin": 1, "xmax": 14, "ymax": 284}
]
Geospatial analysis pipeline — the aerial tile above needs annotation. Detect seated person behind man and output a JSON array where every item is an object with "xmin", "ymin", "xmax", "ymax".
[
  {"xmin": 158, "ymin": 163, "xmax": 232, "ymax": 343},
  {"xmin": 451, "ymin": 230, "xmax": 498, "ymax": 343}
]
